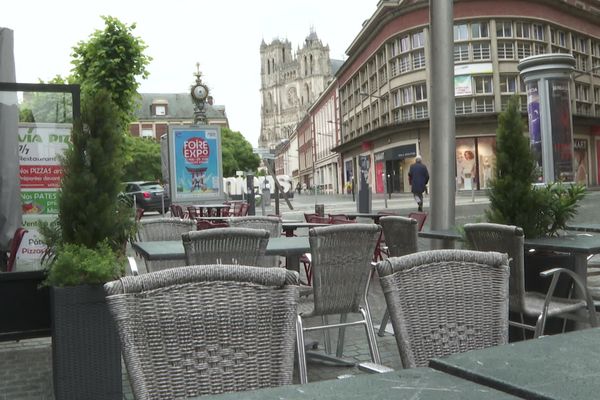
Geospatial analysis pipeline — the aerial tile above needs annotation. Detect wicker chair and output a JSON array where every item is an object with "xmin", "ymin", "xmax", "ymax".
[
  {"xmin": 407, "ymin": 211, "xmax": 428, "ymax": 231},
  {"xmin": 182, "ymin": 227, "xmax": 269, "ymax": 266},
  {"xmin": 376, "ymin": 249, "xmax": 510, "ymax": 368},
  {"xmin": 6, "ymin": 227, "xmax": 27, "ymax": 272},
  {"xmin": 376, "ymin": 216, "xmax": 419, "ymax": 336},
  {"xmin": 137, "ymin": 218, "xmax": 196, "ymax": 272},
  {"xmin": 227, "ymin": 216, "xmax": 282, "ymax": 267},
  {"xmin": 104, "ymin": 265, "xmax": 299, "ymax": 400},
  {"xmin": 463, "ymin": 222, "xmax": 598, "ymax": 338},
  {"xmin": 296, "ymin": 223, "xmax": 382, "ymax": 384}
]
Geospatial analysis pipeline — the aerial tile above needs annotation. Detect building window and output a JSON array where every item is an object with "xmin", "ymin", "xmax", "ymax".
[
  {"xmin": 472, "ymin": 43, "xmax": 490, "ymax": 60},
  {"xmin": 499, "ymin": 75, "xmax": 517, "ymax": 93},
  {"xmin": 475, "ymin": 97, "xmax": 494, "ymax": 113},
  {"xmin": 400, "ymin": 36, "xmax": 410, "ymax": 53},
  {"xmin": 576, "ymin": 84, "xmax": 590, "ymax": 101},
  {"xmin": 401, "ymin": 86, "xmax": 413, "ymax": 105},
  {"xmin": 533, "ymin": 43, "xmax": 546, "ymax": 55},
  {"xmin": 399, "ymin": 55, "xmax": 411, "ymax": 73},
  {"xmin": 454, "ymin": 24, "xmax": 469, "ymax": 41},
  {"xmin": 141, "ymin": 128, "xmax": 154, "ymax": 138},
  {"xmin": 393, "ymin": 109, "xmax": 400, "ymax": 123},
  {"xmin": 474, "ymin": 76, "xmax": 493, "ymax": 94},
  {"xmin": 532, "ymin": 24, "xmax": 544, "ymax": 41},
  {"xmin": 515, "ymin": 22, "xmax": 531, "ymax": 39},
  {"xmin": 497, "ymin": 42, "xmax": 514, "ymax": 59},
  {"xmin": 454, "ymin": 44, "xmax": 470, "ymax": 62},
  {"xmin": 392, "ymin": 90, "xmax": 401, "ymax": 108},
  {"xmin": 415, "ymin": 104, "xmax": 428, "ymax": 119},
  {"xmin": 412, "ymin": 31, "xmax": 425, "ymax": 49},
  {"xmin": 455, "ymin": 98, "xmax": 473, "ymax": 114},
  {"xmin": 516, "ymin": 42, "xmax": 532, "ymax": 59},
  {"xmin": 496, "ymin": 21, "xmax": 513, "ymax": 38},
  {"xmin": 412, "ymin": 50, "xmax": 426, "ymax": 69},
  {"xmin": 390, "ymin": 59, "xmax": 398, "ymax": 77},
  {"xmin": 401, "ymin": 107, "xmax": 413, "ymax": 121},
  {"xmin": 154, "ymin": 105, "xmax": 166, "ymax": 116},
  {"xmin": 471, "ymin": 22, "xmax": 489, "ymax": 39},
  {"xmin": 390, "ymin": 41, "xmax": 399, "ymax": 57},
  {"xmin": 551, "ymin": 29, "xmax": 566, "ymax": 47},
  {"xmin": 414, "ymin": 83, "xmax": 427, "ymax": 102}
]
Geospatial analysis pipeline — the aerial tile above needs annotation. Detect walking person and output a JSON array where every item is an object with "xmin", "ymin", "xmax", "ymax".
[{"xmin": 408, "ymin": 155, "xmax": 429, "ymax": 212}]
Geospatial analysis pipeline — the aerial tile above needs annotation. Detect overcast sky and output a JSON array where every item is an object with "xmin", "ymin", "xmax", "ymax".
[{"xmin": 2, "ymin": 0, "xmax": 378, "ymax": 146}]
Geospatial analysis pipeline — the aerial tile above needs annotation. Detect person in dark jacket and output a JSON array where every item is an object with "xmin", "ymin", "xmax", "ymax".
[{"xmin": 408, "ymin": 155, "xmax": 429, "ymax": 212}]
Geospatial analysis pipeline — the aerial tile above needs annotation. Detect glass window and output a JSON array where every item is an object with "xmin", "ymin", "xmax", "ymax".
[
  {"xmin": 400, "ymin": 36, "xmax": 410, "ymax": 53},
  {"xmin": 412, "ymin": 31, "xmax": 425, "ymax": 48},
  {"xmin": 499, "ymin": 75, "xmax": 517, "ymax": 93},
  {"xmin": 471, "ymin": 22, "xmax": 489, "ymax": 39},
  {"xmin": 455, "ymin": 98, "xmax": 473, "ymax": 114},
  {"xmin": 533, "ymin": 43, "xmax": 546, "ymax": 55},
  {"xmin": 475, "ymin": 97, "xmax": 494, "ymax": 112},
  {"xmin": 401, "ymin": 87, "xmax": 413, "ymax": 104},
  {"xmin": 515, "ymin": 22, "xmax": 531, "ymax": 39},
  {"xmin": 497, "ymin": 42, "xmax": 514, "ymax": 59},
  {"xmin": 517, "ymin": 42, "xmax": 532, "ymax": 59},
  {"xmin": 454, "ymin": 44, "xmax": 470, "ymax": 62},
  {"xmin": 474, "ymin": 76, "xmax": 493, "ymax": 94},
  {"xmin": 454, "ymin": 24, "xmax": 469, "ymax": 41},
  {"xmin": 401, "ymin": 107, "xmax": 413, "ymax": 121},
  {"xmin": 496, "ymin": 21, "xmax": 512, "ymax": 38},
  {"xmin": 399, "ymin": 55, "xmax": 411, "ymax": 73},
  {"xmin": 412, "ymin": 50, "xmax": 426, "ymax": 69},
  {"xmin": 532, "ymin": 24, "xmax": 544, "ymax": 41},
  {"xmin": 414, "ymin": 83, "xmax": 427, "ymax": 102},
  {"xmin": 472, "ymin": 43, "xmax": 490, "ymax": 60},
  {"xmin": 415, "ymin": 104, "xmax": 428, "ymax": 119},
  {"xmin": 392, "ymin": 90, "xmax": 401, "ymax": 108}
]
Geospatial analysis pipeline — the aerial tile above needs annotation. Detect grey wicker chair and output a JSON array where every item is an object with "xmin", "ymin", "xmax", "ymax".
[
  {"xmin": 463, "ymin": 222, "xmax": 598, "ymax": 338},
  {"xmin": 104, "ymin": 265, "xmax": 300, "ymax": 400},
  {"xmin": 182, "ymin": 227, "xmax": 269, "ymax": 266},
  {"xmin": 296, "ymin": 223, "xmax": 382, "ymax": 384},
  {"xmin": 376, "ymin": 249, "xmax": 510, "ymax": 369},
  {"xmin": 227, "ymin": 216, "xmax": 282, "ymax": 267},
  {"xmin": 377, "ymin": 216, "xmax": 419, "ymax": 336},
  {"xmin": 137, "ymin": 218, "xmax": 196, "ymax": 272}
]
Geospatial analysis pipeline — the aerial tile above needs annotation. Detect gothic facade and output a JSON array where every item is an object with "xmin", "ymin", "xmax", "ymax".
[{"xmin": 259, "ymin": 31, "xmax": 342, "ymax": 149}]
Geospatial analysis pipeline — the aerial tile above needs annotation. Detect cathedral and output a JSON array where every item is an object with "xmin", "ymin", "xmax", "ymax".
[{"xmin": 259, "ymin": 30, "xmax": 343, "ymax": 149}]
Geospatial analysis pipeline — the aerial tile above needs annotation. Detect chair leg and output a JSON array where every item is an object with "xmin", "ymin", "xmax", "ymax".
[
  {"xmin": 296, "ymin": 315, "xmax": 308, "ymax": 384},
  {"xmin": 336, "ymin": 313, "xmax": 347, "ymax": 358},
  {"xmin": 533, "ymin": 313, "xmax": 547, "ymax": 339},
  {"xmin": 378, "ymin": 308, "xmax": 390, "ymax": 337},
  {"xmin": 322, "ymin": 315, "xmax": 332, "ymax": 354},
  {"xmin": 360, "ymin": 307, "xmax": 381, "ymax": 364}
]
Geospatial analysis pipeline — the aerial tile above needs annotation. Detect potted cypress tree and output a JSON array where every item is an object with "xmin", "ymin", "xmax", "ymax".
[
  {"xmin": 40, "ymin": 89, "xmax": 135, "ymax": 400},
  {"xmin": 484, "ymin": 96, "xmax": 585, "ymax": 333}
]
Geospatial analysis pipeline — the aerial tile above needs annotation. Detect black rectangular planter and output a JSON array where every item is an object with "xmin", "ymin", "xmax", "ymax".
[
  {"xmin": 51, "ymin": 285, "xmax": 122, "ymax": 400},
  {"xmin": 0, "ymin": 270, "xmax": 50, "ymax": 341}
]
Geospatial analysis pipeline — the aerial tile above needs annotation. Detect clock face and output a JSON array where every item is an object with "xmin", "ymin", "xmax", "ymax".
[{"xmin": 192, "ymin": 84, "xmax": 208, "ymax": 100}]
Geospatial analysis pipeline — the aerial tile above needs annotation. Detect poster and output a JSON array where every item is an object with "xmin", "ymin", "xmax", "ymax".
[
  {"xmin": 454, "ymin": 75, "xmax": 473, "ymax": 96},
  {"xmin": 16, "ymin": 123, "xmax": 70, "ymax": 270},
  {"xmin": 574, "ymin": 139, "xmax": 588, "ymax": 185},
  {"xmin": 526, "ymin": 81, "xmax": 543, "ymax": 182},
  {"xmin": 548, "ymin": 78, "xmax": 574, "ymax": 182},
  {"xmin": 456, "ymin": 138, "xmax": 477, "ymax": 190},
  {"xmin": 168, "ymin": 126, "xmax": 223, "ymax": 202}
]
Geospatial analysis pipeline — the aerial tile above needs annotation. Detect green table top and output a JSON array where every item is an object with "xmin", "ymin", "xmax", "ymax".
[
  {"xmin": 133, "ymin": 236, "xmax": 310, "ymax": 261},
  {"xmin": 524, "ymin": 233, "xmax": 600, "ymax": 254},
  {"xmin": 198, "ymin": 367, "xmax": 517, "ymax": 399},
  {"xmin": 418, "ymin": 228, "xmax": 463, "ymax": 241},
  {"xmin": 429, "ymin": 327, "xmax": 600, "ymax": 400}
]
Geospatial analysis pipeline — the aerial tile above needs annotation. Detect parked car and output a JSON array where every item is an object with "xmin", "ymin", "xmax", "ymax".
[{"xmin": 121, "ymin": 181, "xmax": 170, "ymax": 213}]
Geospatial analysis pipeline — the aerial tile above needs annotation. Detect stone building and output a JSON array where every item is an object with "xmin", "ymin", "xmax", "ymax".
[{"xmin": 259, "ymin": 30, "xmax": 343, "ymax": 149}]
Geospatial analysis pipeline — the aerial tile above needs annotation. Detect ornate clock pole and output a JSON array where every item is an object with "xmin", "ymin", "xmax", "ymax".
[{"xmin": 190, "ymin": 62, "xmax": 209, "ymax": 125}]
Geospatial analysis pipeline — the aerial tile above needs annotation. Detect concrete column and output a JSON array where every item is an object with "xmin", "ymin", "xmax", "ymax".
[{"xmin": 429, "ymin": 1, "xmax": 456, "ymax": 243}]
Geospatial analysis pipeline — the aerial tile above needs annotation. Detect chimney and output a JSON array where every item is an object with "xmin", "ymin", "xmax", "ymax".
[{"xmin": 207, "ymin": 96, "xmax": 214, "ymax": 105}]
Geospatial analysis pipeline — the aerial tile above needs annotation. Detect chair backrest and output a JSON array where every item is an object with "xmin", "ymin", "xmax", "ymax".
[
  {"xmin": 137, "ymin": 217, "xmax": 196, "ymax": 242},
  {"xmin": 377, "ymin": 249, "xmax": 509, "ymax": 368},
  {"xmin": 463, "ymin": 222, "xmax": 526, "ymax": 310},
  {"xmin": 407, "ymin": 211, "xmax": 428, "ymax": 231},
  {"xmin": 182, "ymin": 227, "xmax": 270, "ymax": 266},
  {"xmin": 379, "ymin": 216, "xmax": 418, "ymax": 257},
  {"xmin": 187, "ymin": 206, "xmax": 199, "ymax": 219},
  {"xmin": 104, "ymin": 264, "xmax": 299, "ymax": 399},
  {"xmin": 309, "ymin": 223, "xmax": 381, "ymax": 316},
  {"xmin": 170, "ymin": 204, "xmax": 185, "ymax": 219},
  {"xmin": 135, "ymin": 207, "xmax": 145, "ymax": 222},
  {"xmin": 328, "ymin": 214, "xmax": 350, "ymax": 223},
  {"xmin": 305, "ymin": 213, "xmax": 330, "ymax": 224},
  {"xmin": 239, "ymin": 202, "xmax": 249, "ymax": 216},
  {"xmin": 6, "ymin": 227, "xmax": 28, "ymax": 272},
  {"xmin": 227, "ymin": 216, "xmax": 282, "ymax": 238}
]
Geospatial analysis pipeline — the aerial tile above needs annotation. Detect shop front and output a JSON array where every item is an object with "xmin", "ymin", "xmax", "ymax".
[
  {"xmin": 374, "ymin": 143, "xmax": 418, "ymax": 194},
  {"xmin": 456, "ymin": 136, "xmax": 497, "ymax": 191}
]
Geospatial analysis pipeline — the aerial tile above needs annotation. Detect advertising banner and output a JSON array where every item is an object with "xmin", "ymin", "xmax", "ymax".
[
  {"xmin": 548, "ymin": 78, "xmax": 574, "ymax": 182},
  {"xmin": 454, "ymin": 75, "xmax": 472, "ymax": 96},
  {"xmin": 526, "ymin": 81, "xmax": 543, "ymax": 182},
  {"xmin": 168, "ymin": 125, "xmax": 223, "ymax": 203},
  {"xmin": 16, "ymin": 123, "xmax": 70, "ymax": 270}
]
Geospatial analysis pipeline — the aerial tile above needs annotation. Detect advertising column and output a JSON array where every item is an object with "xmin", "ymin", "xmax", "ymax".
[{"xmin": 518, "ymin": 54, "xmax": 576, "ymax": 183}]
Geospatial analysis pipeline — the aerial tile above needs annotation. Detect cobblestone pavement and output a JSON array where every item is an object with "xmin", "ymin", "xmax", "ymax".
[{"xmin": 2, "ymin": 190, "xmax": 599, "ymax": 399}]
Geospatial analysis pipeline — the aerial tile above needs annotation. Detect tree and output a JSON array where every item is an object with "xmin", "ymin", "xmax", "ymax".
[
  {"xmin": 71, "ymin": 16, "xmax": 151, "ymax": 129},
  {"xmin": 221, "ymin": 127, "xmax": 261, "ymax": 176},
  {"xmin": 122, "ymin": 135, "xmax": 163, "ymax": 182},
  {"xmin": 19, "ymin": 76, "xmax": 74, "ymax": 123}
]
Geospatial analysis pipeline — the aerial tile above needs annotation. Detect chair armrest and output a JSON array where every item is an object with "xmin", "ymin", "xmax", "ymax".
[
  {"xmin": 539, "ymin": 267, "xmax": 598, "ymax": 331},
  {"xmin": 357, "ymin": 362, "xmax": 394, "ymax": 374}
]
